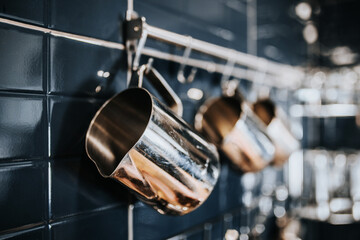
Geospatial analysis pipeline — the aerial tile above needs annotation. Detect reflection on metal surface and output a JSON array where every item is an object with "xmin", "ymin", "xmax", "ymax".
[
  {"xmin": 85, "ymin": 68, "xmax": 220, "ymax": 215},
  {"xmin": 290, "ymin": 103, "xmax": 359, "ymax": 117},
  {"xmin": 253, "ymin": 99, "xmax": 300, "ymax": 166},
  {"xmin": 225, "ymin": 229, "xmax": 240, "ymax": 240},
  {"xmin": 297, "ymin": 150, "xmax": 360, "ymax": 224},
  {"xmin": 288, "ymin": 151, "xmax": 303, "ymax": 198},
  {"xmin": 195, "ymin": 96, "xmax": 275, "ymax": 172}
]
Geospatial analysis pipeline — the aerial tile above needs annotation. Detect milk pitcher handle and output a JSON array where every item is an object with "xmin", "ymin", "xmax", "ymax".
[{"xmin": 129, "ymin": 61, "xmax": 183, "ymax": 117}]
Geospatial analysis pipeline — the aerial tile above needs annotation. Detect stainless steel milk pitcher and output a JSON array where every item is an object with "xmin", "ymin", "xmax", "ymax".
[{"xmin": 85, "ymin": 63, "xmax": 220, "ymax": 215}]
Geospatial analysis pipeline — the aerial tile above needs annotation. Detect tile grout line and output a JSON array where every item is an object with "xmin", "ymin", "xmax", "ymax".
[{"xmin": 0, "ymin": 17, "xmax": 125, "ymax": 51}]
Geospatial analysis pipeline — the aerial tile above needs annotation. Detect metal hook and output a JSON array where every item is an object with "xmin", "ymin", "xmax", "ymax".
[
  {"xmin": 248, "ymin": 59, "xmax": 271, "ymax": 100},
  {"xmin": 125, "ymin": 14, "xmax": 143, "ymax": 86},
  {"xmin": 132, "ymin": 22, "xmax": 148, "ymax": 72},
  {"xmin": 177, "ymin": 36, "xmax": 198, "ymax": 83},
  {"xmin": 221, "ymin": 51, "xmax": 236, "ymax": 85},
  {"xmin": 222, "ymin": 79, "xmax": 241, "ymax": 97}
]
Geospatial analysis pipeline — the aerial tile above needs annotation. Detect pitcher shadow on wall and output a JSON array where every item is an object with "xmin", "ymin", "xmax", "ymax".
[{"xmin": 51, "ymin": 51, "xmax": 131, "ymax": 226}]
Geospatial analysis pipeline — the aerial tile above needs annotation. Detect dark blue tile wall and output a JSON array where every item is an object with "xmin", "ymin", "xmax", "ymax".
[
  {"xmin": 0, "ymin": 94, "xmax": 45, "ymax": 160},
  {"xmin": 0, "ymin": 24, "xmax": 44, "ymax": 92},
  {"xmin": 48, "ymin": 96, "xmax": 103, "ymax": 157},
  {"xmin": 257, "ymin": 0, "xmax": 306, "ymax": 65},
  {"xmin": 0, "ymin": 161, "xmax": 47, "ymax": 233},
  {"xmin": 51, "ymin": 157, "xmax": 128, "ymax": 219},
  {"xmin": 49, "ymin": 36, "xmax": 125, "ymax": 98},
  {"xmin": 0, "ymin": 226, "xmax": 47, "ymax": 240},
  {"xmin": 50, "ymin": 207, "xmax": 128, "ymax": 240},
  {"xmin": 49, "ymin": 0, "xmax": 126, "ymax": 41},
  {"xmin": 0, "ymin": 0, "xmax": 45, "ymax": 25},
  {"xmin": 0, "ymin": 0, "xmax": 304, "ymax": 239}
]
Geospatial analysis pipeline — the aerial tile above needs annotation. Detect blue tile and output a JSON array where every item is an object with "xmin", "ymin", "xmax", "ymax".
[
  {"xmin": 302, "ymin": 116, "xmax": 322, "ymax": 149},
  {"xmin": 133, "ymin": 180, "xmax": 221, "ymax": 240},
  {"xmin": 226, "ymin": 7, "xmax": 247, "ymax": 52},
  {"xmin": 223, "ymin": 213, "xmax": 234, "ymax": 233},
  {"xmin": 135, "ymin": 2, "xmax": 233, "ymax": 48},
  {"xmin": 185, "ymin": 0, "xmax": 227, "ymax": 28},
  {"xmin": 50, "ymin": 207, "xmax": 127, "ymax": 240},
  {"xmin": 133, "ymin": 202, "xmax": 189, "ymax": 240},
  {"xmin": 49, "ymin": 96, "xmax": 103, "ymax": 158},
  {"xmin": 0, "ymin": 161, "xmax": 46, "ymax": 232},
  {"xmin": 51, "ymin": 157, "xmax": 128, "ymax": 219},
  {"xmin": 225, "ymin": 165, "xmax": 243, "ymax": 210},
  {"xmin": 183, "ymin": 227, "xmax": 203, "ymax": 240},
  {"xmin": 211, "ymin": 220, "xmax": 223, "ymax": 240},
  {"xmin": 135, "ymin": 2, "xmax": 187, "ymax": 36},
  {"xmin": 0, "ymin": 0, "xmax": 45, "ymax": 25},
  {"xmin": 0, "ymin": 94, "xmax": 45, "ymax": 160},
  {"xmin": 50, "ymin": 0, "xmax": 126, "ymax": 41},
  {"xmin": 0, "ymin": 226, "xmax": 46, "ymax": 240},
  {"xmin": 137, "ymin": 0, "xmax": 186, "ymax": 15},
  {"xmin": 49, "ymin": 36, "xmax": 125, "ymax": 98},
  {"xmin": 0, "ymin": 24, "xmax": 44, "ymax": 92}
]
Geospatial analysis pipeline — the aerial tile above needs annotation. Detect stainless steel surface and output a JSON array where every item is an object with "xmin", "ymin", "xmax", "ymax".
[
  {"xmin": 141, "ymin": 48, "xmax": 292, "ymax": 88},
  {"xmin": 144, "ymin": 23, "xmax": 304, "ymax": 87},
  {"xmin": 195, "ymin": 95, "xmax": 275, "ymax": 172},
  {"xmin": 297, "ymin": 150, "xmax": 360, "ymax": 224},
  {"xmin": 130, "ymin": 62, "xmax": 183, "ymax": 116},
  {"xmin": 85, "ymin": 65, "xmax": 220, "ymax": 215},
  {"xmin": 253, "ymin": 99, "xmax": 300, "ymax": 166}
]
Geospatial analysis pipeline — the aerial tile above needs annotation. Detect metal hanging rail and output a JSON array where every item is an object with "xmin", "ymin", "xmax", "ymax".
[
  {"xmin": 126, "ymin": 0, "xmax": 304, "ymax": 88},
  {"xmin": 141, "ymin": 47, "xmax": 291, "ymax": 87},
  {"xmin": 0, "ymin": 17, "xmax": 295, "ymax": 88},
  {"xmin": 0, "ymin": 8, "xmax": 305, "ymax": 88},
  {"xmin": 142, "ymin": 23, "xmax": 304, "ymax": 88}
]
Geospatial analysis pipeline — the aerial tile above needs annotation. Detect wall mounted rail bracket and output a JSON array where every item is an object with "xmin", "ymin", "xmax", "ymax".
[{"xmin": 124, "ymin": 17, "xmax": 143, "ymax": 41}]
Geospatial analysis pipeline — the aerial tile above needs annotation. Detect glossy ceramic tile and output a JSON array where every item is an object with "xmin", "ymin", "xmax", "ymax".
[
  {"xmin": 0, "ymin": 226, "xmax": 46, "ymax": 240},
  {"xmin": 136, "ymin": 1, "xmax": 234, "ymax": 48},
  {"xmin": 301, "ymin": 219, "xmax": 360, "ymax": 240},
  {"xmin": 49, "ymin": 36, "xmax": 125, "ymax": 98},
  {"xmin": 0, "ymin": 94, "xmax": 45, "ymax": 160},
  {"xmin": 51, "ymin": 157, "xmax": 128, "ymax": 219},
  {"xmin": 257, "ymin": 0, "xmax": 306, "ymax": 65},
  {"xmin": 302, "ymin": 116, "xmax": 322, "ymax": 149},
  {"xmin": 133, "ymin": 179, "xmax": 221, "ymax": 240},
  {"xmin": 133, "ymin": 202, "xmax": 189, "ymax": 240},
  {"xmin": 303, "ymin": 117, "xmax": 360, "ymax": 150},
  {"xmin": 185, "ymin": 0, "xmax": 228, "ymax": 28},
  {"xmin": 137, "ymin": 0, "xmax": 186, "ymax": 15},
  {"xmin": 50, "ymin": 207, "xmax": 127, "ymax": 240},
  {"xmin": 211, "ymin": 220, "xmax": 223, "ymax": 240},
  {"xmin": 0, "ymin": 25, "xmax": 44, "ymax": 92},
  {"xmin": 0, "ymin": 0, "xmax": 45, "ymax": 25},
  {"xmin": 224, "ymin": 165, "xmax": 243, "ymax": 211},
  {"xmin": 50, "ymin": 0, "xmax": 126, "ymax": 41},
  {"xmin": 48, "ymin": 96, "xmax": 103, "ymax": 158},
  {"xmin": 185, "ymin": 228, "xmax": 204, "ymax": 240},
  {"xmin": 0, "ymin": 161, "xmax": 46, "ymax": 232},
  {"xmin": 333, "ymin": 117, "xmax": 360, "ymax": 149}
]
